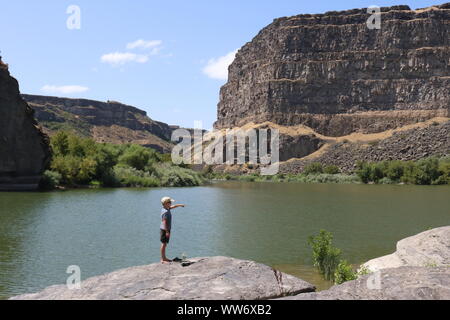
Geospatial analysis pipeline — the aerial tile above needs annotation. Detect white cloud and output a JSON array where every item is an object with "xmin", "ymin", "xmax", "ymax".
[
  {"xmin": 100, "ymin": 52, "xmax": 149, "ymax": 66},
  {"xmin": 202, "ymin": 50, "xmax": 237, "ymax": 80},
  {"xmin": 126, "ymin": 39, "xmax": 162, "ymax": 50},
  {"xmin": 41, "ymin": 85, "xmax": 89, "ymax": 95}
]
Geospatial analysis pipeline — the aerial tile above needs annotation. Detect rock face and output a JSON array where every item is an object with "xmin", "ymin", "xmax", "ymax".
[
  {"xmin": 362, "ymin": 226, "xmax": 450, "ymax": 272},
  {"xmin": 282, "ymin": 266, "xmax": 450, "ymax": 300},
  {"xmin": 23, "ymin": 94, "xmax": 174, "ymax": 153},
  {"xmin": 0, "ymin": 65, "xmax": 51, "ymax": 190},
  {"xmin": 280, "ymin": 119, "xmax": 450, "ymax": 173},
  {"xmin": 10, "ymin": 256, "xmax": 315, "ymax": 300},
  {"xmin": 215, "ymin": 4, "xmax": 450, "ymax": 137},
  {"xmin": 279, "ymin": 133, "xmax": 324, "ymax": 161}
]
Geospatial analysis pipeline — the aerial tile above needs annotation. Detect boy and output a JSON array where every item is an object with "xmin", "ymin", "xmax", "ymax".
[{"xmin": 160, "ymin": 196, "xmax": 185, "ymax": 263}]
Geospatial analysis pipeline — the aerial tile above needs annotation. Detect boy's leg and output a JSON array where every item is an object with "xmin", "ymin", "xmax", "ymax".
[
  {"xmin": 161, "ymin": 242, "xmax": 168, "ymax": 262},
  {"xmin": 160, "ymin": 229, "xmax": 171, "ymax": 263}
]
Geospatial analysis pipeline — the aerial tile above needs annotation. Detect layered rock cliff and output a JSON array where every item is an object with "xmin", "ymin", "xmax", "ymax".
[
  {"xmin": 0, "ymin": 65, "xmax": 51, "ymax": 190},
  {"xmin": 23, "ymin": 94, "xmax": 174, "ymax": 153},
  {"xmin": 215, "ymin": 3, "xmax": 450, "ymax": 137}
]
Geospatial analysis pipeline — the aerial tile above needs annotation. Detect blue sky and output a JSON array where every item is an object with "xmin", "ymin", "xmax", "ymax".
[{"xmin": 0, "ymin": 0, "xmax": 439, "ymax": 129}]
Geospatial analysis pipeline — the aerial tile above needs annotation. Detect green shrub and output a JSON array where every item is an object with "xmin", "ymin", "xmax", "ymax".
[
  {"xmin": 400, "ymin": 161, "xmax": 418, "ymax": 184},
  {"xmin": 47, "ymin": 132, "xmax": 203, "ymax": 189},
  {"xmin": 407, "ymin": 158, "xmax": 440, "ymax": 185},
  {"xmin": 39, "ymin": 170, "xmax": 62, "ymax": 190},
  {"xmin": 324, "ymin": 165, "xmax": 341, "ymax": 175},
  {"xmin": 378, "ymin": 177, "xmax": 395, "ymax": 184},
  {"xmin": 304, "ymin": 162, "xmax": 323, "ymax": 175},
  {"xmin": 302, "ymin": 173, "xmax": 359, "ymax": 184},
  {"xmin": 99, "ymin": 169, "xmax": 120, "ymax": 187},
  {"xmin": 239, "ymin": 175, "xmax": 256, "ymax": 182},
  {"xmin": 118, "ymin": 144, "xmax": 152, "ymax": 171},
  {"xmin": 372, "ymin": 162, "xmax": 386, "ymax": 183},
  {"xmin": 113, "ymin": 166, "xmax": 160, "ymax": 187},
  {"xmin": 356, "ymin": 161, "xmax": 372, "ymax": 184},
  {"xmin": 154, "ymin": 163, "xmax": 204, "ymax": 187},
  {"xmin": 386, "ymin": 161, "xmax": 404, "ymax": 181},
  {"xmin": 202, "ymin": 165, "xmax": 214, "ymax": 177},
  {"xmin": 334, "ymin": 260, "xmax": 358, "ymax": 285},
  {"xmin": 309, "ymin": 230, "xmax": 360, "ymax": 284},
  {"xmin": 51, "ymin": 131, "xmax": 70, "ymax": 156},
  {"xmin": 89, "ymin": 180, "xmax": 102, "ymax": 188},
  {"xmin": 434, "ymin": 160, "xmax": 450, "ymax": 185},
  {"xmin": 308, "ymin": 230, "xmax": 342, "ymax": 282}
]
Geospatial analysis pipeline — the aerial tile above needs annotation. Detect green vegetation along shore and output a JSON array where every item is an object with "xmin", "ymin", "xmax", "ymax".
[
  {"xmin": 40, "ymin": 132, "xmax": 204, "ymax": 190},
  {"xmin": 206, "ymin": 157, "xmax": 450, "ymax": 186},
  {"xmin": 40, "ymin": 132, "xmax": 449, "ymax": 190}
]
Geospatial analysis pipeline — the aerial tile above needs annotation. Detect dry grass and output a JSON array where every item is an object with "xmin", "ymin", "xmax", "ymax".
[
  {"xmin": 207, "ymin": 115, "xmax": 449, "ymax": 163},
  {"xmin": 91, "ymin": 125, "xmax": 173, "ymax": 151}
]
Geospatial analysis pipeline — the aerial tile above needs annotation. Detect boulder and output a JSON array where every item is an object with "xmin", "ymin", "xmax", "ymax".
[
  {"xmin": 362, "ymin": 226, "xmax": 450, "ymax": 272},
  {"xmin": 10, "ymin": 256, "xmax": 315, "ymax": 300},
  {"xmin": 280, "ymin": 266, "xmax": 450, "ymax": 300}
]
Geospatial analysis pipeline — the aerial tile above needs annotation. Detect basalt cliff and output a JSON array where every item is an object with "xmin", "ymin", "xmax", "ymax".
[
  {"xmin": 0, "ymin": 64, "xmax": 51, "ymax": 190},
  {"xmin": 213, "ymin": 3, "xmax": 449, "ymax": 172}
]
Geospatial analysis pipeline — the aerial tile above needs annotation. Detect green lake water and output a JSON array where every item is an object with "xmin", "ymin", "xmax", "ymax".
[{"xmin": 0, "ymin": 181, "xmax": 449, "ymax": 299}]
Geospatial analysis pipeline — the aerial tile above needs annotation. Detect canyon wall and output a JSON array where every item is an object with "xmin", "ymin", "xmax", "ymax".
[
  {"xmin": 23, "ymin": 94, "xmax": 173, "ymax": 140},
  {"xmin": 215, "ymin": 4, "xmax": 450, "ymax": 137},
  {"xmin": 23, "ymin": 94, "xmax": 175, "ymax": 153},
  {"xmin": 0, "ymin": 66, "xmax": 51, "ymax": 190}
]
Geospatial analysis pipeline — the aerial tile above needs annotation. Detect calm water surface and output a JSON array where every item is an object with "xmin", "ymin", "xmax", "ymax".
[{"xmin": 0, "ymin": 181, "xmax": 449, "ymax": 299}]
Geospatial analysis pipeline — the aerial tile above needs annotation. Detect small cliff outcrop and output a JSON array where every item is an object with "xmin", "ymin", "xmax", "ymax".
[
  {"xmin": 215, "ymin": 4, "xmax": 449, "ymax": 136},
  {"xmin": 362, "ymin": 226, "xmax": 450, "ymax": 272},
  {"xmin": 282, "ymin": 266, "xmax": 450, "ymax": 300},
  {"xmin": 23, "ymin": 94, "xmax": 175, "ymax": 153},
  {"xmin": 0, "ymin": 65, "xmax": 51, "ymax": 190}
]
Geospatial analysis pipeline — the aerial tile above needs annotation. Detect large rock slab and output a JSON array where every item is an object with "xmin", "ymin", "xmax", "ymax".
[
  {"xmin": 10, "ymin": 256, "xmax": 315, "ymax": 300},
  {"xmin": 362, "ymin": 226, "xmax": 450, "ymax": 272},
  {"xmin": 281, "ymin": 267, "xmax": 450, "ymax": 300}
]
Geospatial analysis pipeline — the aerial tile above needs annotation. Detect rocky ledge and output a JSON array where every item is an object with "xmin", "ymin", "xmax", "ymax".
[
  {"xmin": 362, "ymin": 226, "xmax": 450, "ymax": 272},
  {"xmin": 10, "ymin": 256, "xmax": 315, "ymax": 300},
  {"xmin": 281, "ymin": 266, "xmax": 450, "ymax": 300}
]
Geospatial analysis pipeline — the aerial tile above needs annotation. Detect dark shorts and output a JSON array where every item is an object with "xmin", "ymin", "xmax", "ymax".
[{"xmin": 160, "ymin": 229, "xmax": 170, "ymax": 244}]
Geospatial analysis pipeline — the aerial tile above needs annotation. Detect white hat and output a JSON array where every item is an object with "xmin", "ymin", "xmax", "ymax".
[{"xmin": 161, "ymin": 196, "xmax": 175, "ymax": 204}]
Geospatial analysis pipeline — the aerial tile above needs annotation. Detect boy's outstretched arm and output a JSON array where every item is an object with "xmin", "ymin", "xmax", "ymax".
[{"xmin": 170, "ymin": 204, "xmax": 185, "ymax": 209}]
